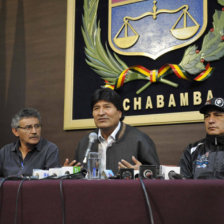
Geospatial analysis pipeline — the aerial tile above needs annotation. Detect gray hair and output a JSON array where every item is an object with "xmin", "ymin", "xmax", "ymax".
[{"xmin": 11, "ymin": 108, "xmax": 41, "ymax": 129}]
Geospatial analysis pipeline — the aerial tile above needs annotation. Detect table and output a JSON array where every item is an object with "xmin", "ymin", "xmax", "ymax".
[{"xmin": 0, "ymin": 179, "xmax": 224, "ymax": 224}]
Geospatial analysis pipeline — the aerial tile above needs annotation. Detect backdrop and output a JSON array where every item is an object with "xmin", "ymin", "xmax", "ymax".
[{"xmin": 1, "ymin": 0, "xmax": 221, "ymax": 166}]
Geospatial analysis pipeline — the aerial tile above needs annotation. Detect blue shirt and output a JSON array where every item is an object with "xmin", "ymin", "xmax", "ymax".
[{"xmin": 0, "ymin": 137, "xmax": 60, "ymax": 177}]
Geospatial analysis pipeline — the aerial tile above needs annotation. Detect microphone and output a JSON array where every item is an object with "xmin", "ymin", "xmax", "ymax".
[
  {"xmin": 83, "ymin": 132, "xmax": 98, "ymax": 163},
  {"xmin": 168, "ymin": 170, "xmax": 184, "ymax": 180}
]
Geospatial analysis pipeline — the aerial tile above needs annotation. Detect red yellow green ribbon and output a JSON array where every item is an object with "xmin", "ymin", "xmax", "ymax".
[
  {"xmin": 104, "ymin": 63, "xmax": 213, "ymax": 90},
  {"xmin": 194, "ymin": 63, "xmax": 213, "ymax": 81}
]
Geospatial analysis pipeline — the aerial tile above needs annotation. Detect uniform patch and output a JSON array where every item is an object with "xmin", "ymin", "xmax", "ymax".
[{"xmin": 196, "ymin": 152, "xmax": 209, "ymax": 168}]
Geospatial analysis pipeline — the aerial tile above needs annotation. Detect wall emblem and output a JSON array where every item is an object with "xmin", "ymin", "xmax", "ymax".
[
  {"xmin": 82, "ymin": 0, "xmax": 224, "ymax": 95},
  {"xmin": 109, "ymin": 0, "xmax": 207, "ymax": 60}
]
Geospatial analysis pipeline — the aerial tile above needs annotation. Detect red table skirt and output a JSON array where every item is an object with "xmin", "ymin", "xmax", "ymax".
[{"xmin": 0, "ymin": 179, "xmax": 223, "ymax": 224}]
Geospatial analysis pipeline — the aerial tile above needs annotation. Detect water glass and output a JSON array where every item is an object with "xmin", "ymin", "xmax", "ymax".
[{"xmin": 87, "ymin": 152, "xmax": 101, "ymax": 179}]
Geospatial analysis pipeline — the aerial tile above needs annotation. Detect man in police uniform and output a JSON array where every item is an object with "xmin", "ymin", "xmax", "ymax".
[{"xmin": 180, "ymin": 97, "xmax": 224, "ymax": 179}]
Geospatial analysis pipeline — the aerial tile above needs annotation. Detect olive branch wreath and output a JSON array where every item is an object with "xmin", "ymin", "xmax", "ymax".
[{"xmin": 82, "ymin": 0, "xmax": 224, "ymax": 95}]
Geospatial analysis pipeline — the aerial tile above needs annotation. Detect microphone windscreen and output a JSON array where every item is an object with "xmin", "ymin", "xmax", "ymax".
[{"xmin": 89, "ymin": 132, "xmax": 97, "ymax": 142}]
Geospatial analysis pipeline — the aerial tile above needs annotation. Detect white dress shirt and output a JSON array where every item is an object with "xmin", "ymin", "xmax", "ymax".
[{"xmin": 98, "ymin": 122, "xmax": 121, "ymax": 171}]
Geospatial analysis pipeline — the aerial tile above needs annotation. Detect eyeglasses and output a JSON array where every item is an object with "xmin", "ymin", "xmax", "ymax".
[{"xmin": 17, "ymin": 124, "xmax": 41, "ymax": 132}]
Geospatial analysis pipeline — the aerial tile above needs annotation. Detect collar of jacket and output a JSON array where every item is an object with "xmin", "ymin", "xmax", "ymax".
[
  {"xmin": 205, "ymin": 134, "xmax": 224, "ymax": 146},
  {"xmin": 115, "ymin": 122, "xmax": 126, "ymax": 141}
]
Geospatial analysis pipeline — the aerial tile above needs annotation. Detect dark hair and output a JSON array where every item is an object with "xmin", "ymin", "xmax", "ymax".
[
  {"xmin": 91, "ymin": 88, "xmax": 124, "ymax": 121},
  {"xmin": 11, "ymin": 108, "xmax": 41, "ymax": 129}
]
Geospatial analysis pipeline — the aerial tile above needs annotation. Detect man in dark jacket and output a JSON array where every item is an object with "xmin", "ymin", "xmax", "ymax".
[
  {"xmin": 74, "ymin": 88, "xmax": 160, "ymax": 175},
  {"xmin": 180, "ymin": 97, "xmax": 224, "ymax": 179}
]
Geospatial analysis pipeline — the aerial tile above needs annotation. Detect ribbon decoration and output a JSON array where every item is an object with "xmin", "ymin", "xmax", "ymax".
[
  {"xmin": 104, "ymin": 80, "xmax": 115, "ymax": 90},
  {"xmin": 104, "ymin": 63, "xmax": 213, "ymax": 94}
]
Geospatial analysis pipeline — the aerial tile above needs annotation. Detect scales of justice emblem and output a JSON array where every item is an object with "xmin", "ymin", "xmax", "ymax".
[
  {"xmin": 109, "ymin": 0, "xmax": 207, "ymax": 60},
  {"xmin": 82, "ymin": 0, "xmax": 224, "ymax": 94}
]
